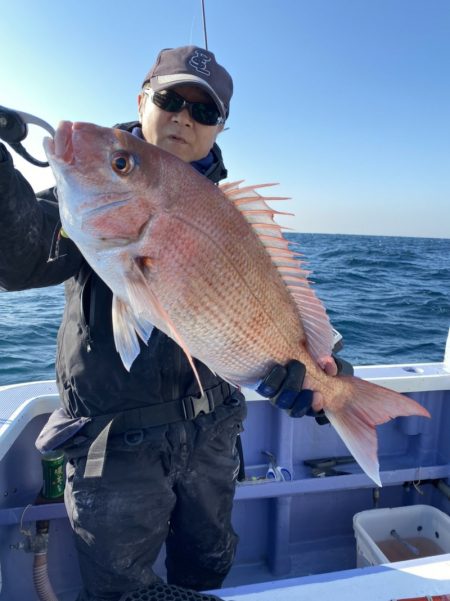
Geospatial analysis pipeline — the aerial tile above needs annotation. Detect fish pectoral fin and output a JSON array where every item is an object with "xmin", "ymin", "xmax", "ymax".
[
  {"xmin": 325, "ymin": 376, "xmax": 430, "ymax": 487},
  {"xmin": 112, "ymin": 295, "xmax": 153, "ymax": 371},
  {"xmin": 121, "ymin": 259, "xmax": 204, "ymax": 393}
]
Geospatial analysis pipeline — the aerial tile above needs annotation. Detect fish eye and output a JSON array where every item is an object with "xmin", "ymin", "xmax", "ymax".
[{"xmin": 111, "ymin": 151, "xmax": 135, "ymax": 175}]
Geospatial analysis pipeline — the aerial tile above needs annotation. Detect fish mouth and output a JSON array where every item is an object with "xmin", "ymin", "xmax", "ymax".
[
  {"xmin": 44, "ymin": 120, "xmax": 75, "ymax": 164},
  {"xmin": 44, "ymin": 121, "xmax": 117, "ymax": 165}
]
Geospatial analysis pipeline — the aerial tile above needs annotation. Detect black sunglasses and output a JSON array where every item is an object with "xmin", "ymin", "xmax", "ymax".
[{"xmin": 145, "ymin": 89, "xmax": 224, "ymax": 126}]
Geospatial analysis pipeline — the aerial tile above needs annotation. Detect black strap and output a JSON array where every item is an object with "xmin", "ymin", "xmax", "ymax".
[
  {"xmin": 236, "ymin": 434, "xmax": 246, "ymax": 482},
  {"xmin": 81, "ymin": 381, "xmax": 234, "ymax": 438}
]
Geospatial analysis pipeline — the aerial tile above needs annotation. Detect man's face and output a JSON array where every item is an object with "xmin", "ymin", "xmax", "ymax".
[{"xmin": 138, "ymin": 85, "xmax": 224, "ymax": 163}]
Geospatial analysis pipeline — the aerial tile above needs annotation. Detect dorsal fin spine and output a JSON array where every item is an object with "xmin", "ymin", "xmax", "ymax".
[{"xmin": 220, "ymin": 181, "xmax": 335, "ymax": 362}]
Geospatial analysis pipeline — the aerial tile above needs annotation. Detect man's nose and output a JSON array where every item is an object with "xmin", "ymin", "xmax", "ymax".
[{"xmin": 171, "ymin": 107, "xmax": 193, "ymax": 126}]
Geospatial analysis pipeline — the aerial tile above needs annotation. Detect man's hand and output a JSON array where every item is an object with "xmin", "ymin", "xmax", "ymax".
[
  {"xmin": 256, "ymin": 360, "xmax": 309, "ymax": 416},
  {"xmin": 256, "ymin": 356, "xmax": 353, "ymax": 424}
]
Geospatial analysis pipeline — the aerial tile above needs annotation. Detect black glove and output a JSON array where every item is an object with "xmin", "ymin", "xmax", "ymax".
[
  {"xmin": 257, "ymin": 356, "xmax": 354, "ymax": 424},
  {"xmin": 256, "ymin": 360, "xmax": 314, "ymax": 418}
]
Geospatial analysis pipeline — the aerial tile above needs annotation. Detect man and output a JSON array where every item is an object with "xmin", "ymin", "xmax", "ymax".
[{"xmin": 0, "ymin": 46, "xmax": 346, "ymax": 601}]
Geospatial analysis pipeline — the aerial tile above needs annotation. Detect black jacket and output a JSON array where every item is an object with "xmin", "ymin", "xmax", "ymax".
[{"xmin": 0, "ymin": 123, "xmax": 233, "ymax": 419}]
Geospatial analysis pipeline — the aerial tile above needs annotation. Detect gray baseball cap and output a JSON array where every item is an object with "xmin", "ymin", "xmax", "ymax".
[{"xmin": 142, "ymin": 45, "xmax": 233, "ymax": 119}]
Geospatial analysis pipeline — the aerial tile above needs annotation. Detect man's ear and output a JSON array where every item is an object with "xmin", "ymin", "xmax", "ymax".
[{"xmin": 137, "ymin": 93, "xmax": 144, "ymax": 121}]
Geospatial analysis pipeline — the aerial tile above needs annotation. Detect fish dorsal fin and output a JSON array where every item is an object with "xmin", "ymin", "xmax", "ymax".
[
  {"xmin": 113, "ymin": 258, "xmax": 204, "ymax": 393},
  {"xmin": 220, "ymin": 181, "xmax": 335, "ymax": 360}
]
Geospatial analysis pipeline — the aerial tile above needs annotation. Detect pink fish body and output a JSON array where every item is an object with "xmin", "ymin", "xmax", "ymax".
[{"xmin": 44, "ymin": 121, "xmax": 430, "ymax": 486}]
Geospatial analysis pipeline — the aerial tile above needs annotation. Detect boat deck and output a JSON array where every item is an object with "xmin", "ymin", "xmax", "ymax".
[{"xmin": 0, "ymin": 357, "xmax": 449, "ymax": 600}]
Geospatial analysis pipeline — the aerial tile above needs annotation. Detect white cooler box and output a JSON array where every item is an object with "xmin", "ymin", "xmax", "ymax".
[{"xmin": 353, "ymin": 504, "xmax": 450, "ymax": 567}]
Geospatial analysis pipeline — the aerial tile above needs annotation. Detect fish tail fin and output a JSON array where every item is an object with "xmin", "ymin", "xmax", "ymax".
[{"xmin": 325, "ymin": 376, "xmax": 430, "ymax": 487}]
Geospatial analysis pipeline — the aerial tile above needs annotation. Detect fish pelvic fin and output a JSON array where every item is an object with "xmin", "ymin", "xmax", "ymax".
[
  {"xmin": 220, "ymin": 181, "xmax": 335, "ymax": 361},
  {"xmin": 115, "ymin": 258, "xmax": 204, "ymax": 393},
  {"xmin": 325, "ymin": 376, "xmax": 431, "ymax": 487},
  {"xmin": 112, "ymin": 295, "xmax": 154, "ymax": 371}
]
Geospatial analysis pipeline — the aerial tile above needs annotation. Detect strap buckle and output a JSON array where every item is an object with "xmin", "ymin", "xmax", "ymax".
[{"xmin": 181, "ymin": 391, "xmax": 214, "ymax": 420}]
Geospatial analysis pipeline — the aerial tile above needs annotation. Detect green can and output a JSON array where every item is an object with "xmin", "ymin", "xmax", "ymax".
[{"xmin": 41, "ymin": 450, "xmax": 65, "ymax": 499}]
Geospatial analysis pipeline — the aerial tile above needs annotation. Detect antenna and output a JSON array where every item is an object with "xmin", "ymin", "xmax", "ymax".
[{"xmin": 201, "ymin": 0, "xmax": 208, "ymax": 49}]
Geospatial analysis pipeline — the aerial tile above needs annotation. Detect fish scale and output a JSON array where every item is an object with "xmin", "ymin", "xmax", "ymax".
[{"xmin": 147, "ymin": 208, "xmax": 301, "ymax": 382}]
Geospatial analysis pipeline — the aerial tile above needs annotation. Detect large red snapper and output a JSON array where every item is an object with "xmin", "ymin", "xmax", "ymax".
[{"xmin": 44, "ymin": 121, "xmax": 430, "ymax": 486}]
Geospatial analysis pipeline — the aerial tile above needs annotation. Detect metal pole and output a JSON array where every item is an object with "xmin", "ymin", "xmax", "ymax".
[{"xmin": 201, "ymin": 0, "xmax": 208, "ymax": 49}]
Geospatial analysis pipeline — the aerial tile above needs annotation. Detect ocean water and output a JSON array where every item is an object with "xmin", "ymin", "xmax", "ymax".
[{"xmin": 0, "ymin": 234, "xmax": 449, "ymax": 386}]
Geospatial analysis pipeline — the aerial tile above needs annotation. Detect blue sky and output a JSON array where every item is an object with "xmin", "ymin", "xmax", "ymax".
[{"xmin": 1, "ymin": 0, "xmax": 449, "ymax": 237}]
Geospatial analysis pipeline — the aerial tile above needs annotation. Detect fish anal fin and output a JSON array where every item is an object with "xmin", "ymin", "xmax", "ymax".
[{"xmin": 325, "ymin": 376, "xmax": 431, "ymax": 486}]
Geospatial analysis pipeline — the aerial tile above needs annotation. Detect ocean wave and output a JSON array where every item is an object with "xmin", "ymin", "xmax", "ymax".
[{"xmin": 0, "ymin": 234, "xmax": 449, "ymax": 385}]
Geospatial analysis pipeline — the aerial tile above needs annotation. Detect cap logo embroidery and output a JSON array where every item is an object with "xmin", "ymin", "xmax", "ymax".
[{"xmin": 188, "ymin": 51, "xmax": 211, "ymax": 77}]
